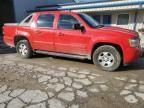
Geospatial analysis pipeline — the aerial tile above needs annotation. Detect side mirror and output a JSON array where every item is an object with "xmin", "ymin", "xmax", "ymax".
[{"xmin": 73, "ymin": 23, "xmax": 85, "ymax": 32}]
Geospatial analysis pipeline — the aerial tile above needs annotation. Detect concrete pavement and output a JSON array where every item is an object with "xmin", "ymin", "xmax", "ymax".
[{"xmin": 0, "ymin": 54, "xmax": 144, "ymax": 108}]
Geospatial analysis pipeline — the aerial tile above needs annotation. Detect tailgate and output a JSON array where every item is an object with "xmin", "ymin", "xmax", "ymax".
[{"xmin": 3, "ymin": 23, "xmax": 19, "ymax": 47}]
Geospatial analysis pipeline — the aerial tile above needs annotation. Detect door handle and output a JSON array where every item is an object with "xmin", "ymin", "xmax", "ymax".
[{"xmin": 58, "ymin": 32, "xmax": 64, "ymax": 36}]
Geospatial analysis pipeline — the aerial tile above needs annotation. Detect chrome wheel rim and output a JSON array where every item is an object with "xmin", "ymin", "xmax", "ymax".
[
  {"xmin": 19, "ymin": 44, "xmax": 28, "ymax": 56},
  {"xmin": 98, "ymin": 52, "xmax": 115, "ymax": 68}
]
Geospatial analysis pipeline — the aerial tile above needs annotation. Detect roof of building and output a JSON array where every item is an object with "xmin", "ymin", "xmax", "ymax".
[
  {"xmin": 60, "ymin": 0, "xmax": 144, "ymax": 12},
  {"xmin": 37, "ymin": 0, "xmax": 111, "ymax": 8},
  {"xmin": 29, "ymin": 0, "xmax": 144, "ymax": 13},
  {"xmin": 58, "ymin": 0, "xmax": 111, "ymax": 6}
]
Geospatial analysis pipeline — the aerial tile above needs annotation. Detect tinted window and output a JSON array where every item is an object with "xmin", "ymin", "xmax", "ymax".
[
  {"xmin": 117, "ymin": 14, "xmax": 129, "ymax": 25},
  {"xmin": 37, "ymin": 14, "xmax": 55, "ymax": 28},
  {"xmin": 78, "ymin": 13, "xmax": 100, "ymax": 28},
  {"xmin": 91, "ymin": 15, "xmax": 101, "ymax": 24},
  {"xmin": 24, "ymin": 15, "xmax": 32, "ymax": 23},
  {"xmin": 58, "ymin": 14, "xmax": 79, "ymax": 30},
  {"xmin": 103, "ymin": 15, "xmax": 111, "ymax": 25},
  {"xmin": 20, "ymin": 14, "xmax": 33, "ymax": 24}
]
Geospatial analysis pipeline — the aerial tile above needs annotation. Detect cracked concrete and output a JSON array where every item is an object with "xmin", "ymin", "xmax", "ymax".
[{"xmin": 0, "ymin": 60, "xmax": 144, "ymax": 108}]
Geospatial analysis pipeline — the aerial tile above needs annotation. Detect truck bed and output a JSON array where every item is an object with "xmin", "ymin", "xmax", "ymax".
[{"xmin": 4, "ymin": 23, "xmax": 19, "ymax": 26}]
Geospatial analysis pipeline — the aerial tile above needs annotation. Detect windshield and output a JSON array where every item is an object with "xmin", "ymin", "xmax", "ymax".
[{"xmin": 78, "ymin": 13, "xmax": 103, "ymax": 28}]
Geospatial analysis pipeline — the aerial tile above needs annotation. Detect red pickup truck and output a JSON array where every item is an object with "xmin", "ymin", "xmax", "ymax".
[{"xmin": 3, "ymin": 11, "xmax": 142, "ymax": 71}]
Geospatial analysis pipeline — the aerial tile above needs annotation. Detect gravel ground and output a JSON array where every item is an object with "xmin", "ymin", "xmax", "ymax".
[{"xmin": 0, "ymin": 36, "xmax": 144, "ymax": 108}]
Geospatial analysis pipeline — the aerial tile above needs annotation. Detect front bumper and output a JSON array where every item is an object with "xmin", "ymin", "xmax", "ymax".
[{"xmin": 124, "ymin": 47, "xmax": 142, "ymax": 65}]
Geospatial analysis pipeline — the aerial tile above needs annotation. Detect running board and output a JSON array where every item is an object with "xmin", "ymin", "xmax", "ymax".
[{"xmin": 35, "ymin": 50, "xmax": 89, "ymax": 60}]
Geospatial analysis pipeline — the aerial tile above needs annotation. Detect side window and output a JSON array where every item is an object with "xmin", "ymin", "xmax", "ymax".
[
  {"xmin": 117, "ymin": 14, "xmax": 129, "ymax": 25},
  {"xmin": 58, "ymin": 14, "xmax": 80, "ymax": 30},
  {"xmin": 91, "ymin": 15, "xmax": 101, "ymax": 24},
  {"xmin": 20, "ymin": 14, "xmax": 33, "ymax": 26},
  {"xmin": 24, "ymin": 15, "xmax": 32, "ymax": 23},
  {"xmin": 37, "ymin": 14, "xmax": 55, "ymax": 28}
]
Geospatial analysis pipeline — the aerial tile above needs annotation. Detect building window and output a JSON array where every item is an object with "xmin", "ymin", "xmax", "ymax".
[
  {"xmin": 91, "ymin": 15, "xmax": 101, "ymax": 24},
  {"xmin": 37, "ymin": 14, "xmax": 55, "ymax": 28},
  {"xmin": 117, "ymin": 14, "xmax": 129, "ymax": 25},
  {"xmin": 58, "ymin": 14, "xmax": 80, "ymax": 30},
  {"xmin": 103, "ymin": 15, "xmax": 111, "ymax": 25},
  {"xmin": 90, "ymin": 14, "xmax": 112, "ymax": 25}
]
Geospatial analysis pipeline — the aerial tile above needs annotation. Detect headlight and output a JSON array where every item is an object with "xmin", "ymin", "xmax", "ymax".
[{"xmin": 129, "ymin": 37, "xmax": 140, "ymax": 48}]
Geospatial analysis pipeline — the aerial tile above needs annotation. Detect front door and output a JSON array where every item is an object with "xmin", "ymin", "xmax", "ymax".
[
  {"xmin": 33, "ymin": 14, "xmax": 55, "ymax": 51},
  {"xmin": 55, "ymin": 14, "xmax": 90, "ymax": 55}
]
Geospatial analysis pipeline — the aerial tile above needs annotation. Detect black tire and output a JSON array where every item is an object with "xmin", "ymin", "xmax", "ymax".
[
  {"xmin": 16, "ymin": 40, "xmax": 33, "ymax": 58},
  {"xmin": 93, "ymin": 45, "xmax": 121, "ymax": 71}
]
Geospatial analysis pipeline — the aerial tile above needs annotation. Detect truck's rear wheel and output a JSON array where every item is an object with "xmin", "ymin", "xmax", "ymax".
[
  {"xmin": 93, "ymin": 45, "xmax": 121, "ymax": 71},
  {"xmin": 16, "ymin": 40, "xmax": 33, "ymax": 58}
]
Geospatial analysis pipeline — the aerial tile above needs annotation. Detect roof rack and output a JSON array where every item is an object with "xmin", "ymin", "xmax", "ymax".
[
  {"xmin": 27, "ymin": 4, "xmax": 62, "ymax": 13},
  {"xmin": 27, "ymin": 9, "xmax": 60, "ymax": 13},
  {"xmin": 36, "ymin": 4, "xmax": 59, "ymax": 9}
]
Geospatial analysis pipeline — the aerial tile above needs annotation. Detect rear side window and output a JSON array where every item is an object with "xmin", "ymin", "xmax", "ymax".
[
  {"xmin": 24, "ymin": 15, "xmax": 33, "ymax": 23},
  {"xmin": 58, "ymin": 14, "xmax": 79, "ymax": 30},
  {"xmin": 37, "ymin": 14, "xmax": 55, "ymax": 28},
  {"xmin": 20, "ymin": 14, "xmax": 33, "ymax": 26}
]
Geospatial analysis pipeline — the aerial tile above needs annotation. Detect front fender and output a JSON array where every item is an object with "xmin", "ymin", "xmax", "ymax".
[{"xmin": 87, "ymin": 37, "xmax": 125, "ymax": 59}]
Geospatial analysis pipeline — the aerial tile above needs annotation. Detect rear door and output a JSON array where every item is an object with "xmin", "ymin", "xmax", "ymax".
[{"xmin": 33, "ymin": 13, "xmax": 55, "ymax": 51}]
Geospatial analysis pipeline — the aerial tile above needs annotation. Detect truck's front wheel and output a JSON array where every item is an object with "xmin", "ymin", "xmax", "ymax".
[
  {"xmin": 16, "ymin": 40, "xmax": 33, "ymax": 58},
  {"xmin": 93, "ymin": 45, "xmax": 121, "ymax": 71}
]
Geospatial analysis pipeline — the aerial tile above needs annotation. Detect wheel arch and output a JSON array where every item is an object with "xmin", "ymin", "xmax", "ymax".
[
  {"xmin": 14, "ymin": 35, "xmax": 30, "ymax": 47},
  {"xmin": 91, "ymin": 42, "xmax": 123, "ymax": 65}
]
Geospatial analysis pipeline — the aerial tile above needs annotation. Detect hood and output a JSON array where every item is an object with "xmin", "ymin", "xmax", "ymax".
[{"xmin": 99, "ymin": 26, "xmax": 138, "ymax": 37}]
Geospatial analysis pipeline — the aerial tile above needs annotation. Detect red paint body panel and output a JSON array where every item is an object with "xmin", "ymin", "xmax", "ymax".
[{"xmin": 3, "ymin": 11, "xmax": 142, "ymax": 65}]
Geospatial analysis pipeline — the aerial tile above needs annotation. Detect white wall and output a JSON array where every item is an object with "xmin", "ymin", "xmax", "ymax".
[
  {"xmin": 135, "ymin": 10, "xmax": 144, "ymax": 44},
  {"xmin": 111, "ymin": 10, "xmax": 144, "ymax": 32},
  {"xmin": 111, "ymin": 11, "xmax": 135, "ymax": 30},
  {"xmin": 135, "ymin": 10, "xmax": 144, "ymax": 32}
]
